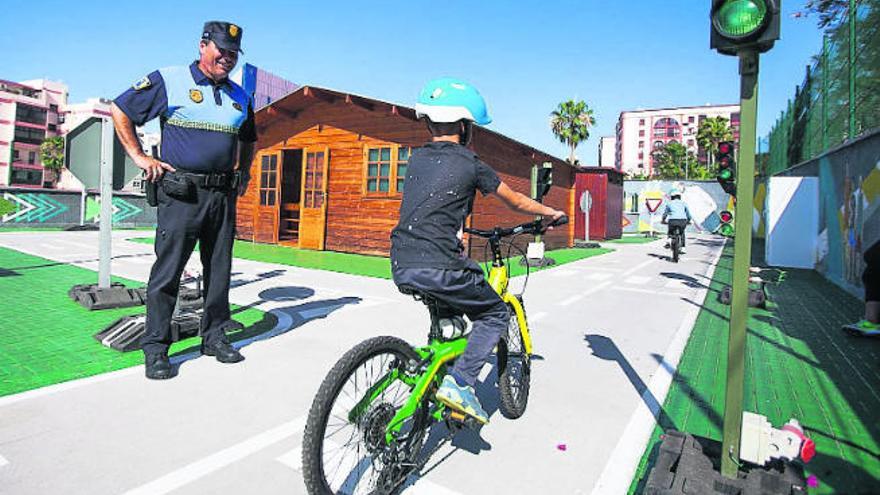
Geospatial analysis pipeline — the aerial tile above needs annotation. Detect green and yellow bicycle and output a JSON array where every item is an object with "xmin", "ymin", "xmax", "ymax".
[{"xmin": 301, "ymin": 216, "xmax": 567, "ymax": 494}]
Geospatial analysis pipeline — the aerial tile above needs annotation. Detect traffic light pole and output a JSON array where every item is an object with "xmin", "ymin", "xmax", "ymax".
[{"xmin": 720, "ymin": 49, "xmax": 759, "ymax": 479}]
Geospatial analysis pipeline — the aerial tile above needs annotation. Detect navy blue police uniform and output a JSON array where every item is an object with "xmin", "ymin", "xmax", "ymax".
[{"xmin": 114, "ymin": 22, "xmax": 256, "ymax": 360}]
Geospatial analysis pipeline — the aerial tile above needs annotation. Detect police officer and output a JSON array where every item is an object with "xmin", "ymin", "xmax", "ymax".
[{"xmin": 111, "ymin": 21, "xmax": 256, "ymax": 379}]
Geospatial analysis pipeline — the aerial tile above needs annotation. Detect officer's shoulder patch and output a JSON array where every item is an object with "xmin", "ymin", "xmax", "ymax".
[
  {"xmin": 232, "ymin": 101, "xmax": 242, "ymax": 111},
  {"xmin": 132, "ymin": 76, "xmax": 152, "ymax": 91},
  {"xmin": 189, "ymin": 89, "xmax": 204, "ymax": 104}
]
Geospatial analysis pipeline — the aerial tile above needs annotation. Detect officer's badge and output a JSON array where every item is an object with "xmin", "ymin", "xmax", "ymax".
[
  {"xmin": 132, "ymin": 76, "xmax": 152, "ymax": 91},
  {"xmin": 189, "ymin": 89, "xmax": 204, "ymax": 104},
  {"xmin": 232, "ymin": 102, "xmax": 243, "ymax": 111},
  {"xmin": 228, "ymin": 24, "xmax": 239, "ymax": 38}
]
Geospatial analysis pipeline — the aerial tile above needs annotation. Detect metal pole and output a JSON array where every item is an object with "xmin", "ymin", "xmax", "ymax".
[
  {"xmin": 98, "ymin": 118, "xmax": 114, "ymax": 289},
  {"xmin": 79, "ymin": 188, "xmax": 86, "ymax": 226},
  {"xmin": 822, "ymin": 35, "xmax": 829, "ymax": 151},
  {"xmin": 848, "ymin": 0, "xmax": 856, "ymax": 139},
  {"xmin": 721, "ymin": 50, "xmax": 759, "ymax": 479},
  {"xmin": 531, "ymin": 164, "xmax": 541, "ymax": 243}
]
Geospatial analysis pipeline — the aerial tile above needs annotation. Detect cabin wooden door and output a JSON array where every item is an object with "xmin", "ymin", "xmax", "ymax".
[
  {"xmin": 298, "ymin": 147, "xmax": 329, "ymax": 250},
  {"xmin": 254, "ymin": 151, "xmax": 281, "ymax": 244}
]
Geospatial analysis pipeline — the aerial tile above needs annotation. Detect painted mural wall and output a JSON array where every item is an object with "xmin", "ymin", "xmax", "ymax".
[
  {"xmin": 0, "ymin": 188, "xmax": 156, "ymax": 228},
  {"xmin": 622, "ymin": 180, "xmax": 736, "ymax": 235},
  {"xmin": 778, "ymin": 129, "xmax": 880, "ymax": 297}
]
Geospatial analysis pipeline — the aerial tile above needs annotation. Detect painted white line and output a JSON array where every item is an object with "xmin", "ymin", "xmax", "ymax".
[
  {"xmin": 123, "ymin": 417, "xmax": 307, "ymax": 495},
  {"xmin": 39, "ymin": 243, "xmax": 63, "ymax": 250},
  {"xmin": 0, "ymin": 366, "xmax": 141, "ymax": 408},
  {"xmin": 559, "ymin": 294, "xmax": 583, "ymax": 307},
  {"xmin": 612, "ymin": 286, "xmax": 688, "ymax": 297},
  {"xmin": 530, "ymin": 311, "xmax": 548, "ymax": 323},
  {"xmin": 0, "ymin": 454, "xmax": 8, "ymax": 467},
  {"xmin": 664, "ymin": 279, "xmax": 688, "ymax": 289},
  {"xmin": 620, "ymin": 258, "xmax": 655, "ymax": 277},
  {"xmin": 277, "ymin": 445, "xmax": 463, "ymax": 495},
  {"xmin": 550, "ymin": 269, "xmax": 578, "ymax": 278},
  {"xmin": 624, "ymin": 276, "xmax": 650, "ymax": 285},
  {"xmin": 589, "ymin": 239, "xmax": 725, "ymax": 495},
  {"xmin": 585, "ymin": 272, "xmax": 613, "ymax": 281}
]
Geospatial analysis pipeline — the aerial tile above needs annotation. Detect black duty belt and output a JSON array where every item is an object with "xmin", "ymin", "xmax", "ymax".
[{"xmin": 178, "ymin": 171, "xmax": 239, "ymax": 189}]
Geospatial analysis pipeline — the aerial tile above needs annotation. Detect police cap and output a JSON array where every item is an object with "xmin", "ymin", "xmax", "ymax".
[{"xmin": 201, "ymin": 21, "xmax": 244, "ymax": 53}]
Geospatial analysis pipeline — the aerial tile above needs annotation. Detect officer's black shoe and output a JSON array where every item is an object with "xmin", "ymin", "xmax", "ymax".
[
  {"xmin": 145, "ymin": 353, "xmax": 173, "ymax": 380},
  {"xmin": 201, "ymin": 341, "xmax": 245, "ymax": 363}
]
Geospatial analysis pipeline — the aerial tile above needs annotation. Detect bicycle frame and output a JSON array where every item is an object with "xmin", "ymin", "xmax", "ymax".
[{"xmin": 352, "ymin": 247, "xmax": 535, "ymax": 445}]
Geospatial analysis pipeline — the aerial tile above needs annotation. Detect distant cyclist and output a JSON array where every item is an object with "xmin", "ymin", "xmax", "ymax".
[{"xmin": 662, "ymin": 187, "xmax": 692, "ymax": 254}]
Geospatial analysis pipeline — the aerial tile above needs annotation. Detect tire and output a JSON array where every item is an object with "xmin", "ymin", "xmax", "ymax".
[
  {"xmin": 497, "ymin": 304, "xmax": 531, "ymax": 419},
  {"xmin": 671, "ymin": 234, "xmax": 680, "ymax": 263},
  {"xmin": 302, "ymin": 336, "xmax": 428, "ymax": 495}
]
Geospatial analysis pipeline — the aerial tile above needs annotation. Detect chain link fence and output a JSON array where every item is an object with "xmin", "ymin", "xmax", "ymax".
[{"xmin": 767, "ymin": 0, "xmax": 879, "ymax": 175}]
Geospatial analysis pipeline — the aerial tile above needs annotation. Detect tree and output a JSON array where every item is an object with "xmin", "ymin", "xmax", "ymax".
[
  {"xmin": 40, "ymin": 136, "xmax": 65, "ymax": 172},
  {"xmin": 696, "ymin": 116, "xmax": 733, "ymax": 171},
  {"xmin": 550, "ymin": 99, "xmax": 595, "ymax": 165},
  {"xmin": 651, "ymin": 142, "xmax": 701, "ymax": 180},
  {"xmin": 804, "ymin": 0, "xmax": 851, "ymax": 30}
]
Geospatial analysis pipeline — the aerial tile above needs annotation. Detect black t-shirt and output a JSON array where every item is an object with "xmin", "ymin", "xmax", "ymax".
[{"xmin": 390, "ymin": 141, "xmax": 501, "ymax": 271}]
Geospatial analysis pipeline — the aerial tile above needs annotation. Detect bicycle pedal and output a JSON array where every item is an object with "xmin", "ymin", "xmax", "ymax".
[{"xmin": 448, "ymin": 410, "xmax": 467, "ymax": 422}]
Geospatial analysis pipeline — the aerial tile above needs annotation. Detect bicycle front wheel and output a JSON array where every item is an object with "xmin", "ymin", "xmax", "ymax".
[
  {"xmin": 671, "ymin": 234, "xmax": 680, "ymax": 263},
  {"xmin": 498, "ymin": 304, "xmax": 531, "ymax": 419},
  {"xmin": 302, "ymin": 336, "xmax": 429, "ymax": 495}
]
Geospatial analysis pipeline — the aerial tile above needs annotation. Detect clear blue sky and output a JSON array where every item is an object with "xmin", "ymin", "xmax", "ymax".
[{"xmin": 0, "ymin": 0, "xmax": 826, "ymax": 164}]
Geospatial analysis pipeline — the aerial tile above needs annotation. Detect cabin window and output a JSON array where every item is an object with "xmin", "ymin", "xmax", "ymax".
[
  {"xmin": 364, "ymin": 145, "xmax": 411, "ymax": 197},
  {"xmin": 259, "ymin": 154, "xmax": 278, "ymax": 206}
]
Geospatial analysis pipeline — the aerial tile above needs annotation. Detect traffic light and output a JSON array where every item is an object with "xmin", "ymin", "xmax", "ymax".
[
  {"xmin": 718, "ymin": 210, "xmax": 735, "ymax": 237},
  {"xmin": 716, "ymin": 141, "xmax": 737, "ymax": 196},
  {"xmin": 535, "ymin": 164, "xmax": 552, "ymax": 203},
  {"xmin": 710, "ymin": 0, "xmax": 780, "ymax": 56}
]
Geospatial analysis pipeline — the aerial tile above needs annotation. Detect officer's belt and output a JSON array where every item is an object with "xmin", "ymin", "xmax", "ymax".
[{"xmin": 176, "ymin": 171, "xmax": 239, "ymax": 189}]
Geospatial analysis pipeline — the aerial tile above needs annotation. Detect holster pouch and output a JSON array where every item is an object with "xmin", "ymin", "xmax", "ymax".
[
  {"xmin": 145, "ymin": 179, "xmax": 158, "ymax": 207},
  {"xmin": 161, "ymin": 172, "xmax": 196, "ymax": 200}
]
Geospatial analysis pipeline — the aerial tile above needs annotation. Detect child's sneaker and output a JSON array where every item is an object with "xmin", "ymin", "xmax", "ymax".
[
  {"xmin": 842, "ymin": 320, "xmax": 880, "ymax": 337},
  {"xmin": 435, "ymin": 375, "xmax": 489, "ymax": 424}
]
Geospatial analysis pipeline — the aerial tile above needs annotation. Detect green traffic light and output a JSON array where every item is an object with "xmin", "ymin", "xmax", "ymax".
[
  {"xmin": 714, "ymin": 0, "xmax": 768, "ymax": 38},
  {"xmin": 719, "ymin": 169, "xmax": 733, "ymax": 180},
  {"xmin": 720, "ymin": 223, "xmax": 735, "ymax": 236}
]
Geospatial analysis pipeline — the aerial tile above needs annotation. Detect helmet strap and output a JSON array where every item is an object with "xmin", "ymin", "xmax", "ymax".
[{"xmin": 459, "ymin": 121, "xmax": 473, "ymax": 146}]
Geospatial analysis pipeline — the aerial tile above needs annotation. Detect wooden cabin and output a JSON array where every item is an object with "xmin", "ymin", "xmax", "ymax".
[{"xmin": 237, "ymin": 86, "xmax": 575, "ymax": 258}]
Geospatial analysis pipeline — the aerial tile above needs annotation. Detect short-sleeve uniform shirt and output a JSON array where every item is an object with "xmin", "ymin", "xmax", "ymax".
[
  {"xmin": 114, "ymin": 62, "xmax": 256, "ymax": 173},
  {"xmin": 390, "ymin": 142, "xmax": 501, "ymax": 271}
]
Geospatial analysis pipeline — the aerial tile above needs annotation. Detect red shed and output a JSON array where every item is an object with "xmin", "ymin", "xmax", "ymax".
[{"xmin": 574, "ymin": 167, "xmax": 624, "ymax": 241}]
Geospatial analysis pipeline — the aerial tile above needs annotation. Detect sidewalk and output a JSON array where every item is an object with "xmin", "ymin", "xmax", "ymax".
[{"xmin": 629, "ymin": 242, "xmax": 880, "ymax": 494}]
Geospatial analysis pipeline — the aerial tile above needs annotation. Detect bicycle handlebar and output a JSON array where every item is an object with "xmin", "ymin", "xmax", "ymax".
[{"xmin": 464, "ymin": 215, "xmax": 569, "ymax": 239}]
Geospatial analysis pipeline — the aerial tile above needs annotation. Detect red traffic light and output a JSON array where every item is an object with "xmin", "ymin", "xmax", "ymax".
[
  {"xmin": 718, "ymin": 142, "xmax": 733, "ymax": 154},
  {"xmin": 720, "ymin": 210, "xmax": 734, "ymax": 223}
]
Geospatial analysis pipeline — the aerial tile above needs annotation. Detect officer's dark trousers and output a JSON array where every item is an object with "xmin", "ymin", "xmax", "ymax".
[
  {"xmin": 143, "ymin": 184, "xmax": 236, "ymax": 356},
  {"xmin": 393, "ymin": 267, "xmax": 510, "ymax": 387}
]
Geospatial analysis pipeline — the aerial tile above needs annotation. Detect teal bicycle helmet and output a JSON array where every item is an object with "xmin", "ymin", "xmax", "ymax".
[{"xmin": 415, "ymin": 78, "xmax": 492, "ymax": 125}]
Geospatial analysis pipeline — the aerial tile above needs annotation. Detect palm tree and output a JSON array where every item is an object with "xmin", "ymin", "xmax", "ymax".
[
  {"xmin": 696, "ymin": 116, "xmax": 733, "ymax": 171},
  {"xmin": 550, "ymin": 99, "xmax": 595, "ymax": 165}
]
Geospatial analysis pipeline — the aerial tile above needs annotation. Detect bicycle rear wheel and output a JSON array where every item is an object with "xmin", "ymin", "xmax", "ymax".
[
  {"xmin": 498, "ymin": 304, "xmax": 531, "ymax": 419},
  {"xmin": 302, "ymin": 336, "xmax": 429, "ymax": 495},
  {"xmin": 671, "ymin": 234, "xmax": 680, "ymax": 263}
]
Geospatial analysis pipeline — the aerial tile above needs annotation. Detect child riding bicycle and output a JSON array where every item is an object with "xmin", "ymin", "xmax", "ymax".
[
  {"xmin": 662, "ymin": 187, "xmax": 692, "ymax": 254},
  {"xmin": 390, "ymin": 78, "xmax": 563, "ymax": 424}
]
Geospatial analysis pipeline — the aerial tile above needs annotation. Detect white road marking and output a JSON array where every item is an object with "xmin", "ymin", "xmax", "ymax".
[
  {"xmin": 620, "ymin": 259, "xmax": 655, "ymax": 277},
  {"xmin": 612, "ymin": 286, "xmax": 688, "ymax": 297},
  {"xmin": 278, "ymin": 443, "xmax": 464, "ymax": 494},
  {"xmin": 123, "ymin": 416, "xmax": 307, "ymax": 495},
  {"xmin": 624, "ymin": 276, "xmax": 650, "ymax": 285},
  {"xmin": 530, "ymin": 311, "xmax": 548, "ymax": 323},
  {"xmin": 0, "ymin": 367, "xmax": 141, "ymax": 408},
  {"xmin": 40, "ymin": 243, "xmax": 63, "ymax": 250},
  {"xmin": 664, "ymin": 279, "xmax": 688, "ymax": 289},
  {"xmin": 590, "ymin": 239, "xmax": 726, "ymax": 495},
  {"xmin": 585, "ymin": 272, "xmax": 613, "ymax": 281},
  {"xmin": 559, "ymin": 294, "xmax": 583, "ymax": 306},
  {"xmin": 0, "ymin": 454, "xmax": 8, "ymax": 467},
  {"xmin": 550, "ymin": 269, "xmax": 578, "ymax": 277}
]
